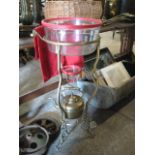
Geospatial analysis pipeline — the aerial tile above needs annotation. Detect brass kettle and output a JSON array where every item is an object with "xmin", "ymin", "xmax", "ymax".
[{"xmin": 61, "ymin": 94, "xmax": 84, "ymax": 119}]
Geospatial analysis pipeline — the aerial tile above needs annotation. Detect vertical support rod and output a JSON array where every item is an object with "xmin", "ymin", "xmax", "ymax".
[
  {"xmin": 56, "ymin": 45, "xmax": 64, "ymax": 121},
  {"xmin": 81, "ymin": 39, "xmax": 101, "ymax": 131}
]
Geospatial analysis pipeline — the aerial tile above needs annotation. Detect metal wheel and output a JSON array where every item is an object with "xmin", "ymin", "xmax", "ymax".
[
  {"xmin": 30, "ymin": 118, "xmax": 60, "ymax": 140},
  {"xmin": 19, "ymin": 125, "xmax": 49, "ymax": 155}
]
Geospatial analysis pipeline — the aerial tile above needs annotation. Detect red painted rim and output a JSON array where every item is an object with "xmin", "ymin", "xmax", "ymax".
[
  {"xmin": 61, "ymin": 65, "xmax": 82, "ymax": 76},
  {"xmin": 41, "ymin": 17, "xmax": 102, "ymax": 30}
]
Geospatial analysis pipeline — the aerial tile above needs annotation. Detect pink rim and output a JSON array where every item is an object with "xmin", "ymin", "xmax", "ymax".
[
  {"xmin": 41, "ymin": 17, "xmax": 102, "ymax": 30},
  {"xmin": 61, "ymin": 65, "xmax": 82, "ymax": 76}
]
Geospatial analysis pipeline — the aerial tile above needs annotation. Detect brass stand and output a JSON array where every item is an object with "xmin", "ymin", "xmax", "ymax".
[{"xmin": 33, "ymin": 30, "xmax": 101, "ymax": 150}]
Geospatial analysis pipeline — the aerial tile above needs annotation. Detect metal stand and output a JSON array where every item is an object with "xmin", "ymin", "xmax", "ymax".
[
  {"xmin": 33, "ymin": 30, "xmax": 101, "ymax": 150},
  {"xmin": 56, "ymin": 42, "xmax": 101, "ymax": 150}
]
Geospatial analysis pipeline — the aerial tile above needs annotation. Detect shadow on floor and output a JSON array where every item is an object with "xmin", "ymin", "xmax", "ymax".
[{"xmin": 88, "ymin": 91, "xmax": 135, "ymax": 125}]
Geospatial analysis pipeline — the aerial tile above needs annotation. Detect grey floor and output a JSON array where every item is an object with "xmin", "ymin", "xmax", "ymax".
[
  {"xmin": 45, "ymin": 96, "xmax": 135, "ymax": 155},
  {"xmin": 19, "ymin": 31, "xmax": 135, "ymax": 155}
]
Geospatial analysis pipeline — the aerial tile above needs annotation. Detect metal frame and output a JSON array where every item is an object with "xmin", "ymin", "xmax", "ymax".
[
  {"xmin": 30, "ymin": 31, "xmax": 101, "ymax": 150},
  {"xmin": 19, "ymin": 23, "xmax": 135, "ymax": 108}
]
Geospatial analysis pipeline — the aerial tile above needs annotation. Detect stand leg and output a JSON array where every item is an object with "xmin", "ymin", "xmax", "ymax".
[
  {"xmin": 80, "ymin": 42, "xmax": 100, "ymax": 137},
  {"xmin": 56, "ymin": 45, "xmax": 64, "ymax": 121},
  {"xmin": 56, "ymin": 120, "xmax": 78, "ymax": 151},
  {"xmin": 55, "ymin": 39, "xmax": 101, "ymax": 149},
  {"xmin": 55, "ymin": 45, "xmax": 79, "ymax": 150}
]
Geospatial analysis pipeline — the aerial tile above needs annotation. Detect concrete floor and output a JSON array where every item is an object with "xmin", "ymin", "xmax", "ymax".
[
  {"xmin": 19, "ymin": 31, "xmax": 135, "ymax": 155},
  {"xmin": 45, "ymin": 97, "xmax": 135, "ymax": 155}
]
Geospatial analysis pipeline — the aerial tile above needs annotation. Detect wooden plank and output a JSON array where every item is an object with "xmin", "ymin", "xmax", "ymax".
[
  {"xmin": 19, "ymin": 80, "xmax": 67, "ymax": 104},
  {"xmin": 19, "ymin": 81, "xmax": 58, "ymax": 104},
  {"xmin": 100, "ymin": 23, "xmax": 135, "ymax": 33}
]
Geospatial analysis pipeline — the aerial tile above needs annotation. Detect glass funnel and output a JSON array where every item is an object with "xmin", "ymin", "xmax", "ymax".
[{"xmin": 61, "ymin": 64, "xmax": 82, "ymax": 84}]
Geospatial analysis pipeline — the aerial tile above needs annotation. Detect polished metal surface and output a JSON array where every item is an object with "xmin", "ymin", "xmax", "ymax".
[{"xmin": 61, "ymin": 95, "xmax": 84, "ymax": 119}]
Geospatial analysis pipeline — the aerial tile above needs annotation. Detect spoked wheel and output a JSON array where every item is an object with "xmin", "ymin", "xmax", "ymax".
[{"xmin": 30, "ymin": 118, "xmax": 60, "ymax": 141}]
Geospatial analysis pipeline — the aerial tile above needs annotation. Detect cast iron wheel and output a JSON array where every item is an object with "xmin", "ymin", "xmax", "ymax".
[
  {"xmin": 19, "ymin": 125, "xmax": 49, "ymax": 155},
  {"xmin": 30, "ymin": 118, "xmax": 60, "ymax": 142}
]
